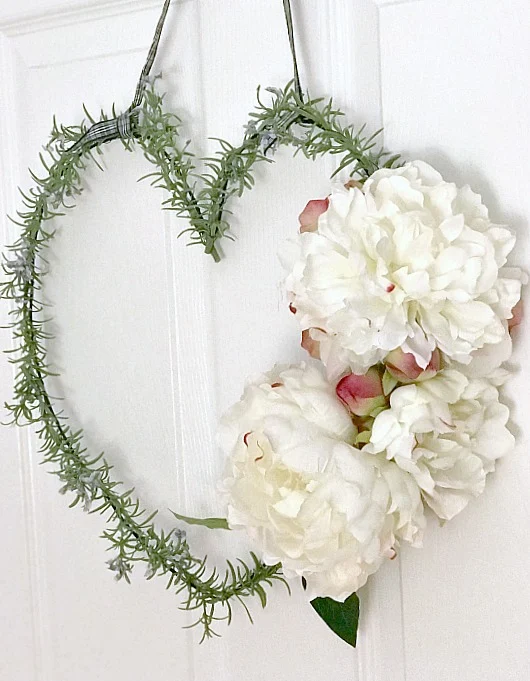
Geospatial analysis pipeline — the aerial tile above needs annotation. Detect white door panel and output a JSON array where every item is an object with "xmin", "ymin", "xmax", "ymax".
[{"xmin": 378, "ymin": 2, "xmax": 530, "ymax": 679}]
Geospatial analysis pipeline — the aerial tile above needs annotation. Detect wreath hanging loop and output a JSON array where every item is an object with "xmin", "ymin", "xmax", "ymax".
[
  {"xmin": 67, "ymin": 0, "xmax": 171, "ymax": 154},
  {"xmin": 282, "ymin": 0, "xmax": 303, "ymax": 99},
  {"xmin": 66, "ymin": 0, "xmax": 304, "ymax": 158}
]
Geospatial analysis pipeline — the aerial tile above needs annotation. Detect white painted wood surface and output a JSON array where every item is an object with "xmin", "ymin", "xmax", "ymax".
[{"xmin": 0, "ymin": 1, "xmax": 529, "ymax": 679}]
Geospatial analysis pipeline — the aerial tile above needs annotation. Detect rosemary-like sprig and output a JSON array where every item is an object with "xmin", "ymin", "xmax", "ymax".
[
  {"xmin": 2, "ymin": 81, "xmax": 396, "ymax": 639},
  {"xmin": 137, "ymin": 80, "xmax": 399, "ymax": 260}
]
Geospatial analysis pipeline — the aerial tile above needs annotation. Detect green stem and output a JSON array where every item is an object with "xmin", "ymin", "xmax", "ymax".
[{"xmin": 209, "ymin": 244, "xmax": 221, "ymax": 262}]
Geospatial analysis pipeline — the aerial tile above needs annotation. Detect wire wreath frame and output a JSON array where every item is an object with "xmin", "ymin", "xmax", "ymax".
[{"xmin": 1, "ymin": 0, "xmax": 398, "ymax": 640}]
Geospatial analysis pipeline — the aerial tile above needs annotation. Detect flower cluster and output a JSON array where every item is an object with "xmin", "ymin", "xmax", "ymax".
[
  {"xmin": 284, "ymin": 161, "xmax": 524, "ymax": 377},
  {"xmin": 218, "ymin": 162, "xmax": 524, "ymax": 601}
]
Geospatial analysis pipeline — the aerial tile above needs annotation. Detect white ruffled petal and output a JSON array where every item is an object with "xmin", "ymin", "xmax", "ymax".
[
  {"xmin": 283, "ymin": 162, "xmax": 525, "ymax": 375},
  {"xmin": 218, "ymin": 362, "xmax": 426, "ymax": 599}
]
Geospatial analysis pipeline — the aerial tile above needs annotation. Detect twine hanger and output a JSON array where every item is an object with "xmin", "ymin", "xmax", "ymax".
[
  {"xmin": 67, "ymin": 0, "xmax": 171, "ymax": 153},
  {"xmin": 68, "ymin": 0, "xmax": 303, "ymax": 154}
]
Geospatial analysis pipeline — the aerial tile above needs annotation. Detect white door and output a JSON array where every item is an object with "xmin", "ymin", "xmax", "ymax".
[{"xmin": 1, "ymin": 1, "xmax": 529, "ymax": 680}]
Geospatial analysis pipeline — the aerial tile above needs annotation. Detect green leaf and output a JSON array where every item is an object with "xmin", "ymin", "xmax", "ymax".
[
  {"xmin": 382, "ymin": 369, "xmax": 398, "ymax": 396},
  {"xmin": 369, "ymin": 405, "xmax": 386, "ymax": 418},
  {"xmin": 355, "ymin": 430, "xmax": 371, "ymax": 445},
  {"xmin": 171, "ymin": 511, "xmax": 230, "ymax": 530},
  {"xmin": 310, "ymin": 592, "xmax": 360, "ymax": 648}
]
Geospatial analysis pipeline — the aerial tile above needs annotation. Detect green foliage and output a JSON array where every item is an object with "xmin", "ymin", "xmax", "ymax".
[
  {"xmin": 172, "ymin": 512, "xmax": 230, "ymax": 530},
  {"xmin": 137, "ymin": 80, "xmax": 399, "ymax": 260},
  {"xmin": 382, "ymin": 369, "xmax": 399, "ymax": 396},
  {"xmin": 310, "ymin": 592, "xmax": 360, "ymax": 648},
  {"xmin": 1, "ymin": 81, "xmax": 395, "ymax": 640}
]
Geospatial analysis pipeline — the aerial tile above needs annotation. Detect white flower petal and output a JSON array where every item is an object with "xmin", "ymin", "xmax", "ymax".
[
  {"xmin": 284, "ymin": 163, "xmax": 525, "ymax": 374},
  {"xmin": 219, "ymin": 362, "xmax": 425, "ymax": 599},
  {"xmin": 366, "ymin": 368, "xmax": 513, "ymax": 521}
]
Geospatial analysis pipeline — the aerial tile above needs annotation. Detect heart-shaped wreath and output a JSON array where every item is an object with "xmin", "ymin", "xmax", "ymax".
[{"xmin": 2, "ymin": 0, "xmax": 524, "ymax": 649}]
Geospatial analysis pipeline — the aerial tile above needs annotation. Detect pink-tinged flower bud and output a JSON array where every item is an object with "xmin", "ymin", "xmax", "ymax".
[
  {"xmin": 508, "ymin": 300, "xmax": 523, "ymax": 334},
  {"xmin": 301, "ymin": 329, "xmax": 321, "ymax": 359},
  {"xmin": 385, "ymin": 347, "xmax": 441, "ymax": 383},
  {"xmin": 298, "ymin": 198, "xmax": 329, "ymax": 233},
  {"xmin": 336, "ymin": 368, "xmax": 386, "ymax": 417}
]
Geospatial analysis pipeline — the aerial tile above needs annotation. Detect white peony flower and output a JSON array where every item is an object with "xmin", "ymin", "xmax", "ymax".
[
  {"xmin": 283, "ymin": 162, "xmax": 526, "ymax": 377},
  {"xmin": 365, "ymin": 369, "xmax": 514, "ymax": 520},
  {"xmin": 218, "ymin": 363, "xmax": 425, "ymax": 600},
  {"xmin": 377, "ymin": 457, "xmax": 425, "ymax": 547}
]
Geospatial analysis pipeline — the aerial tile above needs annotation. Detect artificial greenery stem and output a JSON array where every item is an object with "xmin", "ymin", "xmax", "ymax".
[{"xmin": 2, "ymin": 80, "xmax": 395, "ymax": 639}]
